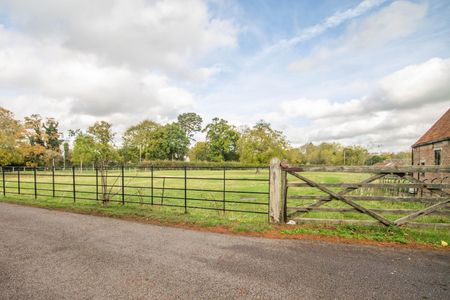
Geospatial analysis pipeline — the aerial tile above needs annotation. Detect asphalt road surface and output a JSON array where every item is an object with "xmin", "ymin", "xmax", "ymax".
[{"xmin": 0, "ymin": 202, "xmax": 449, "ymax": 299}]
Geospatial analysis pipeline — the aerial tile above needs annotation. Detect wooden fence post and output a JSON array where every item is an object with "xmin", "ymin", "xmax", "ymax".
[
  {"xmin": 269, "ymin": 158, "xmax": 282, "ymax": 223},
  {"xmin": 281, "ymin": 169, "xmax": 287, "ymax": 223}
]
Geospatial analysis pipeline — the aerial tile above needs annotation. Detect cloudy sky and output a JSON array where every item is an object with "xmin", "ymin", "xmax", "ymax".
[{"xmin": 0, "ymin": 0, "xmax": 449, "ymax": 151}]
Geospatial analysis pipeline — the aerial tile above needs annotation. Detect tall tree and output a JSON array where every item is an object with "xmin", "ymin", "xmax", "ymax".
[
  {"xmin": 203, "ymin": 118, "xmax": 240, "ymax": 161},
  {"xmin": 161, "ymin": 123, "xmax": 190, "ymax": 160},
  {"xmin": 87, "ymin": 121, "xmax": 117, "ymax": 203},
  {"xmin": 87, "ymin": 121, "xmax": 117, "ymax": 167},
  {"xmin": 24, "ymin": 114, "xmax": 45, "ymax": 147},
  {"xmin": 177, "ymin": 112, "xmax": 202, "ymax": 141},
  {"xmin": 122, "ymin": 120, "xmax": 165, "ymax": 163},
  {"xmin": 72, "ymin": 133, "xmax": 95, "ymax": 171},
  {"xmin": 238, "ymin": 121, "xmax": 289, "ymax": 164},
  {"xmin": 18, "ymin": 144, "xmax": 46, "ymax": 167},
  {"xmin": 0, "ymin": 107, "xmax": 24, "ymax": 165},
  {"xmin": 44, "ymin": 118, "xmax": 62, "ymax": 151},
  {"xmin": 189, "ymin": 141, "xmax": 210, "ymax": 161},
  {"xmin": 343, "ymin": 146, "xmax": 369, "ymax": 165},
  {"xmin": 23, "ymin": 114, "xmax": 47, "ymax": 166},
  {"xmin": 23, "ymin": 114, "xmax": 62, "ymax": 167},
  {"xmin": 286, "ymin": 148, "xmax": 305, "ymax": 164}
]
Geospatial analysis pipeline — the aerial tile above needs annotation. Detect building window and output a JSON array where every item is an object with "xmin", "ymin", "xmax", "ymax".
[{"xmin": 434, "ymin": 149, "xmax": 441, "ymax": 165}]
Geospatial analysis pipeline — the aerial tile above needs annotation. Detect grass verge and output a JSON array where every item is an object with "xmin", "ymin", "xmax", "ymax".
[{"xmin": 1, "ymin": 196, "xmax": 448, "ymax": 250}]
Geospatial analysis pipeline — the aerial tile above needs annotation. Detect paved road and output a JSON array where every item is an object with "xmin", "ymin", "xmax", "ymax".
[{"xmin": 0, "ymin": 203, "xmax": 449, "ymax": 300}]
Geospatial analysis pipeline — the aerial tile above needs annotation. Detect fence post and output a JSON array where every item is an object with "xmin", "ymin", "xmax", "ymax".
[
  {"xmin": 281, "ymin": 169, "xmax": 287, "ymax": 223},
  {"xmin": 2, "ymin": 167, "xmax": 5, "ymax": 196},
  {"xmin": 223, "ymin": 166, "xmax": 226, "ymax": 213},
  {"xmin": 72, "ymin": 166, "xmax": 76, "ymax": 202},
  {"xmin": 52, "ymin": 167, "xmax": 55, "ymax": 197},
  {"xmin": 150, "ymin": 166, "xmax": 154, "ymax": 206},
  {"xmin": 184, "ymin": 166, "xmax": 187, "ymax": 214},
  {"xmin": 121, "ymin": 165, "xmax": 125, "ymax": 205},
  {"xmin": 17, "ymin": 168, "xmax": 20, "ymax": 195},
  {"xmin": 269, "ymin": 158, "xmax": 282, "ymax": 223},
  {"xmin": 95, "ymin": 168, "xmax": 99, "ymax": 201},
  {"xmin": 33, "ymin": 167, "xmax": 37, "ymax": 199}
]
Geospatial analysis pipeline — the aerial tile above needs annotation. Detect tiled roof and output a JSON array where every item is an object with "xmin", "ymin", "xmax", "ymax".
[{"xmin": 412, "ymin": 108, "xmax": 450, "ymax": 147}]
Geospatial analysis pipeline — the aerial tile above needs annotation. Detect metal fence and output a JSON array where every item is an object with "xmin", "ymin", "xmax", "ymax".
[{"xmin": 0, "ymin": 166, "xmax": 270, "ymax": 216}]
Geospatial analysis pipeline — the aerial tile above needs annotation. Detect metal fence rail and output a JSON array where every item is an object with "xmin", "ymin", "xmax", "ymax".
[{"xmin": 0, "ymin": 166, "xmax": 270, "ymax": 216}]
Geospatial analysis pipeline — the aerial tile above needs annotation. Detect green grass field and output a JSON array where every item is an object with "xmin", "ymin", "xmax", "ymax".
[{"xmin": 1, "ymin": 167, "xmax": 448, "ymax": 247}]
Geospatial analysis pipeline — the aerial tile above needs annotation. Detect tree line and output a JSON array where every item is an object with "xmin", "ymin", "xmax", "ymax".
[{"xmin": 0, "ymin": 106, "xmax": 410, "ymax": 168}]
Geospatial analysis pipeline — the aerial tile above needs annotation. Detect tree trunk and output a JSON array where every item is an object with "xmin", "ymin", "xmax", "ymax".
[{"xmin": 100, "ymin": 163, "xmax": 109, "ymax": 203}]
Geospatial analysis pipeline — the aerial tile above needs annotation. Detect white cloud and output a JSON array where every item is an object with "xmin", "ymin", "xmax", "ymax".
[
  {"xmin": 0, "ymin": 0, "xmax": 447, "ymax": 154},
  {"xmin": 378, "ymin": 57, "xmax": 450, "ymax": 107},
  {"xmin": 0, "ymin": 26, "xmax": 193, "ymax": 117},
  {"xmin": 284, "ymin": 102, "xmax": 450, "ymax": 151},
  {"xmin": 0, "ymin": 0, "xmax": 236, "ymax": 135},
  {"xmin": 249, "ymin": 0, "xmax": 387, "ymax": 64},
  {"xmin": 281, "ymin": 98, "xmax": 363, "ymax": 119},
  {"xmin": 0, "ymin": 0, "xmax": 237, "ymax": 76},
  {"xmin": 286, "ymin": 0, "xmax": 388, "ymax": 47},
  {"xmin": 279, "ymin": 57, "xmax": 450, "ymax": 151},
  {"xmin": 290, "ymin": 1, "xmax": 428, "ymax": 72}
]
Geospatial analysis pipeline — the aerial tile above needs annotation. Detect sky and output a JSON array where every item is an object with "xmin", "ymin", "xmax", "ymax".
[{"xmin": 0, "ymin": 0, "xmax": 449, "ymax": 152}]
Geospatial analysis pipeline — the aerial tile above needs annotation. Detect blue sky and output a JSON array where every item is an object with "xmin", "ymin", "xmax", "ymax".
[{"xmin": 0, "ymin": 0, "xmax": 449, "ymax": 151}]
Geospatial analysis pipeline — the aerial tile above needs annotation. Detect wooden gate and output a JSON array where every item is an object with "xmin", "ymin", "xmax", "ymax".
[{"xmin": 278, "ymin": 164, "xmax": 450, "ymax": 228}]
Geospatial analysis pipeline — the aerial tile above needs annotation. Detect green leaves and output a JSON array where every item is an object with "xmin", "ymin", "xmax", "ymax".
[
  {"xmin": 161, "ymin": 123, "xmax": 189, "ymax": 160},
  {"xmin": 72, "ymin": 133, "xmax": 95, "ymax": 167},
  {"xmin": 122, "ymin": 119, "xmax": 189, "ymax": 162},
  {"xmin": 0, "ymin": 107, "xmax": 23, "ymax": 166},
  {"xmin": 238, "ymin": 120, "xmax": 288, "ymax": 164},
  {"xmin": 177, "ymin": 112, "xmax": 202, "ymax": 141},
  {"xmin": 204, "ymin": 118, "xmax": 240, "ymax": 162}
]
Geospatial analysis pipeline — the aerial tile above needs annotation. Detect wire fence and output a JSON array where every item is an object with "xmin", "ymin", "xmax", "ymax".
[{"xmin": 0, "ymin": 166, "xmax": 270, "ymax": 216}]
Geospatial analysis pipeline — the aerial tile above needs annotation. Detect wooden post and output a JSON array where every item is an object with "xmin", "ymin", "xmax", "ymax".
[
  {"xmin": 269, "ymin": 158, "xmax": 282, "ymax": 223},
  {"xmin": 281, "ymin": 169, "xmax": 287, "ymax": 223}
]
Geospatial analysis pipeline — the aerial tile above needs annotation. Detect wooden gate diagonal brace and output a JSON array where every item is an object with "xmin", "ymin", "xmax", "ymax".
[
  {"xmin": 288, "ymin": 173, "xmax": 386, "ymax": 216},
  {"xmin": 390, "ymin": 174, "xmax": 450, "ymax": 225},
  {"xmin": 394, "ymin": 198, "xmax": 450, "ymax": 225},
  {"xmin": 287, "ymin": 171, "xmax": 393, "ymax": 226}
]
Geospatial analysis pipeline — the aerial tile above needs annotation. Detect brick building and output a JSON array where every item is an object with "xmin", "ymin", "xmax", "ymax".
[{"xmin": 412, "ymin": 108, "xmax": 450, "ymax": 182}]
